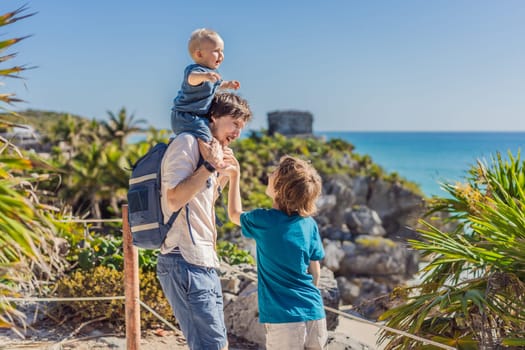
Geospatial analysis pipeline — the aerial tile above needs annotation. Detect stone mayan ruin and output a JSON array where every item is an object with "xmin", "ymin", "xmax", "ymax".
[{"xmin": 267, "ymin": 110, "xmax": 313, "ymax": 137}]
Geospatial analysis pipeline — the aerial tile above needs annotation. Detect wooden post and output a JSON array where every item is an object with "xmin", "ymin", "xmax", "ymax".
[{"xmin": 123, "ymin": 205, "xmax": 141, "ymax": 350}]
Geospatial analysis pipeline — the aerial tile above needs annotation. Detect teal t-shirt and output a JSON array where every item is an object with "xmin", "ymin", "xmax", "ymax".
[{"xmin": 240, "ymin": 208, "xmax": 325, "ymax": 323}]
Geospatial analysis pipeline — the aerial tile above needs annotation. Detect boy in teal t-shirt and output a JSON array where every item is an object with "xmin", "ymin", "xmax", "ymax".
[{"xmin": 224, "ymin": 154, "xmax": 328, "ymax": 350}]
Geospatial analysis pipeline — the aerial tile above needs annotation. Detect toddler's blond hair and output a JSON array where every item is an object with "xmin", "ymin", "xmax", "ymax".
[{"xmin": 188, "ymin": 28, "xmax": 222, "ymax": 59}]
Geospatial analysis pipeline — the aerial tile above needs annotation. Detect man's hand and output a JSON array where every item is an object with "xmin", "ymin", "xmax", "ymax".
[
  {"xmin": 198, "ymin": 138, "xmax": 225, "ymax": 169},
  {"xmin": 220, "ymin": 80, "xmax": 240, "ymax": 90}
]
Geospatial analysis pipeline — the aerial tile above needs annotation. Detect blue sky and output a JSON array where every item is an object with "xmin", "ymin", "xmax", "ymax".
[{"xmin": 3, "ymin": 0, "xmax": 525, "ymax": 132}]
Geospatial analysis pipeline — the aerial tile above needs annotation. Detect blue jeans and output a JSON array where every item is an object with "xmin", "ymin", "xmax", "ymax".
[
  {"xmin": 157, "ymin": 253, "xmax": 227, "ymax": 350},
  {"xmin": 171, "ymin": 110, "xmax": 212, "ymax": 143}
]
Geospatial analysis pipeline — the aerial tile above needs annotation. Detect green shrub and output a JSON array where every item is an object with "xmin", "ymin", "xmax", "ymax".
[
  {"xmin": 53, "ymin": 266, "xmax": 125, "ymax": 324},
  {"xmin": 56, "ymin": 220, "xmax": 159, "ymax": 272},
  {"xmin": 217, "ymin": 241, "xmax": 255, "ymax": 265}
]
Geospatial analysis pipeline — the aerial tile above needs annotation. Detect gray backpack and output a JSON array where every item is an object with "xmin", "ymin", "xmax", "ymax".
[
  {"xmin": 128, "ymin": 140, "xmax": 217, "ymax": 249},
  {"xmin": 127, "ymin": 141, "xmax": 178, "ymax": 249}
]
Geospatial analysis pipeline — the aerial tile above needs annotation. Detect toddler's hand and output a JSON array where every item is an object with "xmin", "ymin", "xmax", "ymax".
[
  {"xmin": 223, "ymin": 80, "xmax": 240, "ymax": 90},
  {"xmin": 231, "ymin": 80, "xmax": 240, "ymax": 89}
]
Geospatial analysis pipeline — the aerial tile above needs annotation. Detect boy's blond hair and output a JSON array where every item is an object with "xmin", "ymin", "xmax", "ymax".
[
  {"xmin": 188, "ymin": 28, "xmax": 222, "ymax": 59},
  {"xmin": 273, "ymin": 156, "xmax": 322, "ymax": 217}
]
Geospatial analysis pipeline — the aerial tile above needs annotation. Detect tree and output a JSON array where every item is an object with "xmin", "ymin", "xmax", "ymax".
[
  {"xmin": 50, "ymin": 114, "xmax": 87, "ymax": 150},
  {"xmin": 379, "ymin": 151, "xmax": 525, "ymax": 349},
  {"xmin": 102, "ymin": 107, "xmax": 146, "ymax": 147},
  {"xmin": 52, "ymin": 116, "xmax": 133, "ymax": 220},
  {"xmin": 63, "ymin": 140, "xmax": 129, "ymax": 220}
]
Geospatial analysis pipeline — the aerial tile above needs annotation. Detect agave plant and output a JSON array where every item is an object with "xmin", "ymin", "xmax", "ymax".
[
  {"xmin": 0, "ymin": 5, "xmax": 64, "ymax": 328},
  {"xmin": 379, "ymin": 151, "xmax": 525, "ymax": 349}
]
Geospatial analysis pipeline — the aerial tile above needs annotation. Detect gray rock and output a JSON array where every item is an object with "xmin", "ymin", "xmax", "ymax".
[
  {"xmin": 319, "ymin": 267, "xmax": 341, "ymax": 331},
  {"xmin": 351, "ymin": 176, "xmax": 372, "ymax": 205},
  {"xmin": 346, "ymin": 236, "xmax": 419, "ymax": 280},
  {"xmin": 322, "ymin": 227, "xmax": 352, "ymax": 241},
  {"xmin": 323, "ymin": 240, "xmax": 346, "ymax": 272},
  {"xmin": 317, "ymin": 194, "xmax": 338, "ymax": 212},
  {"xmin": 224, "ymin": 281, "xmax": 266, "ymax": 347},
  {"xmin": 322, "ymin": 175, "xmax": 356, "ymax": 227},
  {"xmin": 341, "ymin": 241, "xmax": 357, "ymax": 256},
  {"xmin": 336, "ymin": 277, "xmax": 361, "ymax": 305},
  {"xmin": 366, "ymin": 179, "xmax": 425, "ymax": 235},
  {"xmin": 344, "ymin": 206, "xmax": 386, "ymax": 237}
]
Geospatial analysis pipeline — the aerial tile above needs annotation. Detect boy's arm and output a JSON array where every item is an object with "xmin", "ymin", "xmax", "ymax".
[
  {"xmin": 219, "ymin": 80, "xmax": 240, "ymax": 90},
  {"xmin": 308, "ymin": 260, "xmax": 321, "ymax": 287},
  {"xmin": 188, "ymin": 71, "xmax": 222, "ymax": 86},
  {"xmin": 220, "ymin": 147, "xmax": 243, "ymax": 226},
  {"xmin": 227, "ymin": 169, "xmax": 243, "ymax": 226}
]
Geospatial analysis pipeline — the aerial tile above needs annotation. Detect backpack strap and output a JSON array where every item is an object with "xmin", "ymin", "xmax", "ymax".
[{"xmin": 166, "ymin": 208, "xmax": 181, "ymax": 227}]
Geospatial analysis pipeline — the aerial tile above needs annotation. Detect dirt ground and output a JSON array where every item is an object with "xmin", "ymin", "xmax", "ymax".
[
  {"xmin": 0, "ymin": 326, "xmax": 258, "ymax": 350},
  {"xmin": 0, "ymin": 309, "xmax": 386, "ymax": 350}
]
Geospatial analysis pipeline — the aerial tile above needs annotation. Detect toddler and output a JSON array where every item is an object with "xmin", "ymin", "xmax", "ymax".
[{"xmin": 171, "ymin": 28, "xmax": 240, "ymax": 166}]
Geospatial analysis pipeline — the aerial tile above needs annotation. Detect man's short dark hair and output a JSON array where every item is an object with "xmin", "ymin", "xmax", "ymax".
[{"xmin": 208, "ymin": 93, "xmax": 252, "ymax": 122}]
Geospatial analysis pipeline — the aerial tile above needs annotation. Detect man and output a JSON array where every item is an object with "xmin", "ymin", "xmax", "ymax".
[{"xmin": 157, "ymin": 92, "xmax": 252, "ymax": 350}]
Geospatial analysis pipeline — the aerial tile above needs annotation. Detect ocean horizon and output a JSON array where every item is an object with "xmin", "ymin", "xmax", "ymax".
[{"xmin": 315, "ymin": 131, "xmax": 524, "ymax": 197}]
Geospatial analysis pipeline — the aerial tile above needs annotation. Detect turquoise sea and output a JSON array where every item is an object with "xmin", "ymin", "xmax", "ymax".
[{"xmin": 315, "ymin": 132, "xmax": 525, "ymax": 197}]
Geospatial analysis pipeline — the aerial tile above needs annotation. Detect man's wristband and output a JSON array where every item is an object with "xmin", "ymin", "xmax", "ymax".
[{"xmin": 202, "ymin": 160, "xmax": 216, "ymax": 173}]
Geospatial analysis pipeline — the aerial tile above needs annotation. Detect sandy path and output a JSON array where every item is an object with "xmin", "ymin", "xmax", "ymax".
[
  {"xmin": 0, "ymin": 317, "xmax": 387, "ymax": 350},
  {"xmin": 334, "ymin": 317, "xmax": 386, "ymax": 350}
]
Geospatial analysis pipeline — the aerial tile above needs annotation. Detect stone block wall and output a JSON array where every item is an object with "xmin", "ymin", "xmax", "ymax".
[{"xmin": 267, "ymin": 110, "xmax": 313, "ymax": 136}]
